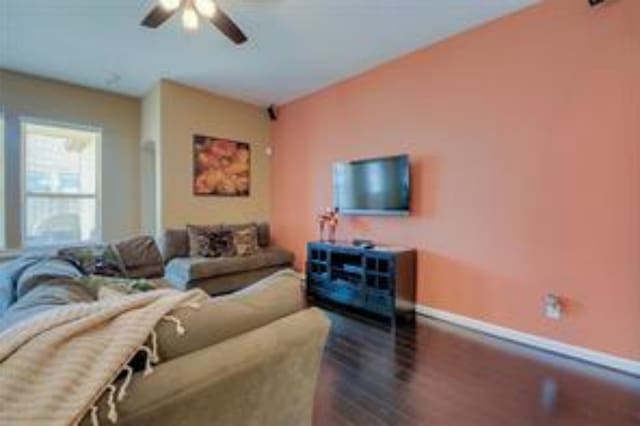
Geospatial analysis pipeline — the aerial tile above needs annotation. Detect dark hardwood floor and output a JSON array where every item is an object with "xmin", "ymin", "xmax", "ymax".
[{"xmin": 313, "ymin": 308, "xmax": 640, "ymax": 426}]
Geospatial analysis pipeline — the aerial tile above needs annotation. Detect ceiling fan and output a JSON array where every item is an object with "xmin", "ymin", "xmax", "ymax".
[{"xmin": 141, "ymin": 0, "xmax": 248, "ymax": 45}]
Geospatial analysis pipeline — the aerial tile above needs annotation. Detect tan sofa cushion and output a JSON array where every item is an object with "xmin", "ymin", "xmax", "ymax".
[
  {"xmin": 154, "ymin": 269, "xmax": 305, "ymax": 363},
  {"xmin": 112, "ymin": 236, "xmax": 165, "ymax": 279},
  {"xmin": 165, "ymin": 246, "xmax": 294, "ymax": 285},
  {"xmin": 81, "ymin": 307, "xmax": 329, "ymax": 426},
  {"xmin": 112, "ymin": 236, "xmax": 161, "ymax": 269},
  {"xmin": 158, "ymin": 229, "xmax": 189, "ymax": 262}
]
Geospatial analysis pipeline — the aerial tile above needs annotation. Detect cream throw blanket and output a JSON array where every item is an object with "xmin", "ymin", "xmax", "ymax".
[{"xmin": 0, "ymin": 288, "xmax": 208, "ymax": 426}]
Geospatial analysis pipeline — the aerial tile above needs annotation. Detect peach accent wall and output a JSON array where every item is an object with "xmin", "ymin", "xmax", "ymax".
[{"xmin": 270, "ymin": 0, "xmax": 640, "ymax": 359}]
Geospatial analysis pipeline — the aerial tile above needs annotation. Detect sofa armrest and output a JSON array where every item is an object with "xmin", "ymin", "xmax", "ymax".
[
  {"xmin": 83, "ymin": 308, "xmax": 330, "ymax": 426},
  {"xmin": 155, "ymin": 269, "xmax": 306, "ymax": 362}
]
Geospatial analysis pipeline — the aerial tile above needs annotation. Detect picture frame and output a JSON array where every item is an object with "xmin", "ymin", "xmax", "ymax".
[{"xmin": 193, "ymin": 135, "xmax": 251, "ymax": 196}]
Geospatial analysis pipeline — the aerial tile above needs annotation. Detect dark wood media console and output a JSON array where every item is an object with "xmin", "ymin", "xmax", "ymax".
[{"xmin": 306, "ymin": 241, "xmax": 416, "ymax": 324}]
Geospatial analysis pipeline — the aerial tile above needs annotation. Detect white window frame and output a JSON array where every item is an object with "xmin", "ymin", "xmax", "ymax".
[{"xmin": 20, "ymin": 117, "xmax": 103, "ymax": 249}]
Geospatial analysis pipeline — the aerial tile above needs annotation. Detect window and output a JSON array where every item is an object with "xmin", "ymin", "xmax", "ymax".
[{"xmin": 22, "ymin": 121, "xmax": 100, "ymax": 247}]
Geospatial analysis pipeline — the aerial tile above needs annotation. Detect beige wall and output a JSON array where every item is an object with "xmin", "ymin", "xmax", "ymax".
[
  {"xmin": 0, "ymin": 70, "xmax": 141, "ymax": 248},
  {"xmin": 157, "ymin": 80, "xmax": 271, "ymax": 229},
  {"xmin": 140, "ymin": 84, "xmax": 162, "ymax": 236},
  {"xmin": 0, "ymin": 70, "xmax": 271, "ymax": 247}
]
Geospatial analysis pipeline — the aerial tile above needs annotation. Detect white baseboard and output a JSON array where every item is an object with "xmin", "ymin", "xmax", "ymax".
[{"xmin": 415, "ymin": 304, "xmax": 640, "ymax": 377}]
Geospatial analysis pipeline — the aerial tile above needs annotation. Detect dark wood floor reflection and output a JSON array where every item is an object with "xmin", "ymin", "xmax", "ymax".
[{"xmin": 313, "ymin": 309, "xmax": 640, "ymax": 426}]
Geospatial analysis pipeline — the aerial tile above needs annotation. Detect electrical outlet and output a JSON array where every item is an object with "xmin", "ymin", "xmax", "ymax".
[{"xmin": 544, "ymin": 294, "xmax": 562, "ymax": 320}]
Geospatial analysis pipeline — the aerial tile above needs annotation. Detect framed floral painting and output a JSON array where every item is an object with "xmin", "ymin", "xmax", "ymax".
[{"xmin": 193, "ymin": 135, "xmax": 251, "ymax": 196}]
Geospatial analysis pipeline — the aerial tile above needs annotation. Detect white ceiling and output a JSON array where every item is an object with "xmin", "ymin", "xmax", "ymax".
[{"xmin": 0, "ymin": 0, "xmax": 537, "ymax": 106}]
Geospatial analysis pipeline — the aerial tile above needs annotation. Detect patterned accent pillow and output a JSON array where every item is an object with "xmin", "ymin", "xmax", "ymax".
[
  {"xmin": 187, "ymin": 225, "xmax": 236, "ymax": 258},
  {"xmin": 209, "ymin": 229, "xmax": 236, "ymax": 257},
  {"xmin": 233, "ymin": 226, "xmax": 259, "ymax": 256},
  {"xmin": 187, "ymin": 225, "xmax": 221, "ymax": 257},
  {"xmin": 195, "ymin": 234, "xmax": 212, "ymax": 257}
]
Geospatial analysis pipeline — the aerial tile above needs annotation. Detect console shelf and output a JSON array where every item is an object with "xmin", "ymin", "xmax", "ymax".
[{"xmin": 306, "ymin": 241, "xmax": 416, "ymax": 325}]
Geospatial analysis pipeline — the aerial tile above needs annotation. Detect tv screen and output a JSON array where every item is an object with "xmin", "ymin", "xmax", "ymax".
[{"xmin": 333, "ymin": 155, "xmax": 410, "ymax": 215}]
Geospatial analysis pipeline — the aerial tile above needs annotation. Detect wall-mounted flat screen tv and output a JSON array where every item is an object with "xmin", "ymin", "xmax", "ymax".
[{"xmin": 333, "ymin": 154, "xmax": 410, "ymax": 216}]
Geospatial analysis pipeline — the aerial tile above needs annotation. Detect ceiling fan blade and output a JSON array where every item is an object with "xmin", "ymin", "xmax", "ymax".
[
  {"xmin": 210, "ymin": 8, "xmax": 248, "ymax": 45},
  {"xmin": 141, "ymin": 5, "xmax": 177, "ymax": 28}
]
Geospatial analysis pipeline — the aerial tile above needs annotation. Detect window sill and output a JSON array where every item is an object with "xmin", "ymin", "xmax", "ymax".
[
  {"xmin": 0, "ymin": 241, "xmax": 103, "ymax": 262},
  {"xmin": 22, "ymin": 240, "xmax": 102, "ymax": 251}
]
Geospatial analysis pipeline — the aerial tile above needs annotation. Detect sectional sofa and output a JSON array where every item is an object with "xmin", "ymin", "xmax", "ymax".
[{"xmin": 0, "ymin": 253, "xmax": 329, "ymax": 425}]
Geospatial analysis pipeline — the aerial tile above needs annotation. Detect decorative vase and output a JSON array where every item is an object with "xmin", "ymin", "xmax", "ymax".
[
  {"xmin": 317, "ymin": 208, "xmax": 339, "ymax": 242},
  {"xmin": 328, "ymin": 224, "xmax": 336, "ymax": 243}
]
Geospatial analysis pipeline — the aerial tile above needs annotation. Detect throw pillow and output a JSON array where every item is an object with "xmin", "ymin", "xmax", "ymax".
[
  {"xmin": 187, "ymin": 225, "xmax": 236, "ymax": 258},
  {"xmin": 233, "ymin": 226, "xmax": 259, "ymax": 256},
  {"xmin": 209, "ymin": 229, "xmax": 236, "ymax": 257},
  {"xmin": 223, "ymin": 223, "xmax": 269, "ymax": 247},
  {"xmin": 186, "ymin": 225, "xmax": 221, "ymax": 257}
]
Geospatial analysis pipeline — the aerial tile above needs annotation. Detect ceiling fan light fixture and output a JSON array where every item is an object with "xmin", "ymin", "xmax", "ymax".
[
  {"xmin": 141, "ymin": 0, "xmax": 246, "ymax": 44},
  {"xmin": 182, "ymin": 6, "xmax": 200, "ymax": 30},
  {"xmin": 159, "ymin": 0, "xmax": 181, "ymax": 11},
  {"xmin": 194, "ymin": 0, "xmax": 217, "ymax": 18}
]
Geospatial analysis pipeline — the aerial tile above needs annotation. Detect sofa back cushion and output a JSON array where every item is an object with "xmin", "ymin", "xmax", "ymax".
[
  {"xmin": 159, "ymin": 229, "xmax": 189, "ymax": 262},
  {"xmin": 257, "ymin": 222, "xmax": 270, "ymax": 247},
  {"xmin": 111, "ymin": 235, "xmax": 165, "ymax": 279}
]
